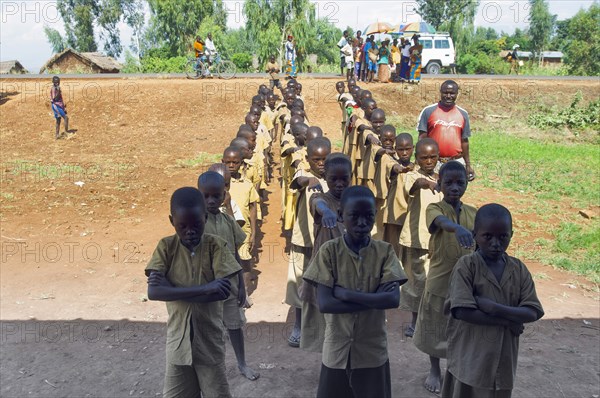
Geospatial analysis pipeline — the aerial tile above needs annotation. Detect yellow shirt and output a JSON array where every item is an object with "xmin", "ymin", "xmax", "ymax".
[
  {"xmin": 384, "ymin": 171, "xmax": 410, "ymax": 226},
  {"xmin": 446, "ymin": 252, "xmax": 544, "ymax": 390},
  {"xmin": 193, "ymin": 40, "xmax": 204, "ymax": 58},
  {"xmin": 374, "ymin": 152, "xmax": 398, "ymax": 200},
  {"xmin": 399, "ymin": 170, "xmax": 443, "ymax": 249},
  {"xmin": 425, "ymin": 200, "xmax": 476, "ymax": 297},
  {"xmin": 391, "ymin": 45, "xmax": 401, "ymax": 64},
  {"xmin": 145, "ymin": 234, "xmax": 241, "ymax": 366},
  {"xmin": 266, "ymin": 61, "xmax": 280, "ymax": 79},
  {"xmin": 229, "ymin": 175, "xmax": 260, "ymax": 236},
  {"xmin": 303, "ymin": 237, "xmax": 407, "ymax": 369},
  {"xmin": 290, "ymin": 168, "xmax": 328, "ymax": 248}
]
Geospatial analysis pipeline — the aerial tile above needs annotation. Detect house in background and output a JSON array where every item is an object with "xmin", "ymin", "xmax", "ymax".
[
  {"xmin": 499, "ymin": 50, "xmax": 564, "ymax": 66},
  {"xmin": 39, "ymin": 49, "xmax": 122, "ymax": 74},
  {"xmin": 0, "ymin": 60, "xmax": 28, "ymax": 74}
]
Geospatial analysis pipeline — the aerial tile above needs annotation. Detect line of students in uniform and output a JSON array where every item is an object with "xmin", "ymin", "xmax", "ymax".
[{"xmin": 145, "ymin": 76, "xmax": 544, "ymax": 398}]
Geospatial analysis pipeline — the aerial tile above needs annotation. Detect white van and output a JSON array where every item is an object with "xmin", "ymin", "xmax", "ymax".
[{"xmin": 404, "ymin": 33, "xmax": 456, "ymax": 74}]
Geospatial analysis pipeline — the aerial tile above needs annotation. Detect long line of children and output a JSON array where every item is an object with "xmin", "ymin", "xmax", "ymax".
[{"xmin": 146, "ymin": 76, "xmax": 544, "ymax": 398}]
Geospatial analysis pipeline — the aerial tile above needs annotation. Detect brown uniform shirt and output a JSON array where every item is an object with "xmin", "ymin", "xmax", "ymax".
[
  {"xmin": 303, "ymin": 237, "xmax": 407, "ymax": 369},
  {"xmin": 145, "ymin": 234, "xmax": 241, "ymax": 366},
  {"xmin": 446, "ymin": 252, "xmax": 544, "ymax": 390},
  {"xmin": 425, "ymin": 200, "xmax": 476, "ymax": 297},
  {"xmin": 229, "ymin": 175, "xmax": 260, "ymax": 237},
  {"xmin": 399, "ymin": 170, "xmax": 443, "ymax": 249},
  {"xmin": 291, "ymin": 168, "xmax": 328, "ymax": 248}
]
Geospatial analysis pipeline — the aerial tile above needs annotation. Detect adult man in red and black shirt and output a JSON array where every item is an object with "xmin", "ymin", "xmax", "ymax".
[{"xmin": 417, "ymin": 80, "xmax": 475, "ymax": 180}]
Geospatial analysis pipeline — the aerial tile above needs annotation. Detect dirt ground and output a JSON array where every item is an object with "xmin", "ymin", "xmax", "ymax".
[{"xmin": 0, "ymin": 77, "xmax": 599, "ymax": 398}]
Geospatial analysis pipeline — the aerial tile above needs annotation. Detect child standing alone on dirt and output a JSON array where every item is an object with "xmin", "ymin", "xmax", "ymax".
[
  {"xmin": 50, "ymin": 76, "xmax": 69, "ymax": 139},
  {"xmin": 197, "ymin": 171, "xmax": 260, "ymax": 381},
  {"xmin": 442, "ymin": 203, "xmax": 544, "ymax": 398},
  {"xmin": 145, "ymin": 187, "xmax": 241, "ymax": 398},
  {"xmin": 303, "ymin": 186, "xmax": 407, "ymax": 398}
]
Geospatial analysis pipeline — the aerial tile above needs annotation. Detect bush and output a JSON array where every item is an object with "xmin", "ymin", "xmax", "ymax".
[
  {"xmin": 138, "ymin": 56, "xmax": 188, "ymax": 73},
  {"xmin": 458, "ymin": 52, "xmax": 509, "ymax": 74},
  {"xmin": 528, "ymin": 92, "xmax": 600, "ymax": 129},
  {"xmin": 231, "ymin": 53, "xmax": 253, "ymax": 72}
]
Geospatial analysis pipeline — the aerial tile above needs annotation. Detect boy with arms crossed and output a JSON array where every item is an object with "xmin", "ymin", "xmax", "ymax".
[
  {"xmin": 304, "ymin": 186, "xmax": 407, "ymax": 398},
  {"xmin": 146, "ymin": 187, "xmax": 241, "ymax": 398}
]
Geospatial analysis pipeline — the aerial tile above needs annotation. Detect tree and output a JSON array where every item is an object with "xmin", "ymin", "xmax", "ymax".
[
  {"xmin": 554, "ymin": 3, "xmax": 600, "ymax": 75},
  {"xmin": 144, "ymin": 0, "xmax": 226, "ymax": 57},
  {"xmin": 417, "ymin": 0, "xmax": 479, "ymax": 53},
  {"xmin": 45, "ymin": 0, "xmax": 144, "ymax": 57},
  {"xmin": 528, "ymin": 0, "xmax": 556, "ymax": 65},
  {"xmin": 244, "ymin": 0, "xmax": 325, "ymax": 69},
  {"xmin": 43, "ymin": 26, "xmax": 67, "ymax": 53}
]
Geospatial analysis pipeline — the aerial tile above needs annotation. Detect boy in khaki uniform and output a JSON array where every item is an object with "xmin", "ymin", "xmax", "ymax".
[
  {"xmin": 285, "ymin": 137, "xmax": 331, "ymax": 348},
  {"xmin": 280, "ymin": 120, "xmax": 309, "ymax": 231},
  {"xmin": 197, "ymin": 172, "xmax": 260, "ymax": 382},
  {"xmin": 359, "ymin": 108, "xmax": 386, "ymax": 193},
  {"xmin": 146, "ymin": 187, "xmax": 241, "ymax": 398},
  {"xmin": 300, "ymin": 153, "xmax": 352, "ymax": 353},
  {"xmin": 382, "ymin": 133, "xmax": 415, "ymax": 257},
  {"xmin": 343, "ymin": 88, "xmax": 366, "ymax": 158},
  {"xmin": 335, "ymin": 81, "xmax": 353, "ymax": 139},
  {"xmin": 351, "ymin": 98, "xmax": 377, "ymax": 184},
  {"xmin": 303, "ymin": 186, "xmax": 407, "ymax": 398},
  {"xmin": 222, "ymin": 147, "xmax": 260, "ymax": 291},
  {"xmin": 442, "ymin": 204, "xmax": 544, "ymax": 398},
  {"xmin": 413, "ymin": 161, "xmax": 476, "ymax": 395},
  {"xmin": 399, "ymin": 138, "xmax": 443, "ymax": 337}
]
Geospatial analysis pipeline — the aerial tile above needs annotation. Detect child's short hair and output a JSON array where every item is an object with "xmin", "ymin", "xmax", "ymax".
[
  {"xmin": 291, "ymin": 122, "xmax": 309, "ymax": 135},
  {"xmin": 396, "ymin": 132, "xmax": 413, "ymax": 144},
  {"xmin": 379, "ymin": 125, "xmax": 396, "ymax": 136},
  {"xmin": 371, "ymin": 108, "xmax": 385, "ymax": 119},
  {"xmin": 307, "ymin": 137, "xmax": 331, "ymax": 155},
  {"xmin": 170, "ymin": 187, "xmax": 205, "ymax": 216},
  {"xmin": 230, "ymin": 137, "xmax": 249, "ymax": 149},
  {"xmin": 439, "ymin": 160, "xmax": 467, "ymax": 180},
  {"xmin": 474, "ymin": 203, "xmax": 512, "ymax": 232},
  {"xmin": 223, "ymin": 146, "xmax": 242, "ymax": 157},
  {"xmin": 306, "ymin": 126, "xmax": 323, "ymax": 140},
  {"xmin": 362, "ymin": 98, "xmax": 376, "ymax": 110},
  {"xmin": 415, "ymin": 137, "xmax": 439, "ymax": 155},
  {"xmin": 340, "ymin": 186, "xmax": 375, "ymax": 210},
  {"xmin": 198, "ymin": 171, "xmax": 225, "ymax": 190},
  {"xmin": 324, "ymin": 153, "xmax": 352, "ymax": 174}
]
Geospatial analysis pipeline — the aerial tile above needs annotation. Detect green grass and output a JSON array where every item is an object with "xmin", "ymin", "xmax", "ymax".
[
  {"xmin": 471, "ymin": 131, "xmax": 600, "ymax": 208},
  {"xmin": 542, "ymin": 222, "xmax": 600, "ymax": 283},
  {"xmin": 176, "ymin": 152, "xmax": 222, "ymax": 168}
]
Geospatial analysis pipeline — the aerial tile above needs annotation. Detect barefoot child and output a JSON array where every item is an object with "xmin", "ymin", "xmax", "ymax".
[
  {"xmin": 285, "ymin": 137, "xmax": 331, "ymax": 347},
  {"xmin": 413, "ymin": 160, "xmax": 477, "ymax": 394},
  {"xmin": 301, "ymin": 153, "xmax": 352, "ymax": 352},
  {"xmin": 50, "ymin": 76, "xmax": 69, "ymax": 139},
  {"xmin": 382, "ymin": 133, "xmax": 415, "ymax": 257},
  {"xmin": 197, "ymin": 172, "xmax": 260, "ymax": 381},
  {"xmin": 399, "ymin": 138, "xmax": 443, "ymax": 338},
  {"xmin": 303, "ymin": 186, "xmax": 407, "ymax": 398},
  {"xmin": 146, "ymin": 187, "xmax": 241, "ymax": 398},
  {"xmin": 442, "ymin": 204, "xmax": 544, "ymax": 398},
  {"xmin": 222, "ymin": 147, "xmax": 260, "ymax": 293}
]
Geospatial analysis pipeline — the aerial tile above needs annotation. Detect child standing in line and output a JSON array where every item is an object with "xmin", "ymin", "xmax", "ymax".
[
  {"xmin": 146, "ymin": 187, "xmax": 241, "ymax": 398},
  {"xmin": 399, "ymin": 138, "xmax": 443, "ymax": 338},
  {"xmin": 413, "ymin": 160, "xmax": 477, "ymax": 394},
  {"xmin": 285, "ymin": 137, "xmax": 331, "ymax": 348},
  {"xmin": 382, "ymin": 133, "xmax": 415, "ymax": 257},
  {"xmin": 303, "ymin": 186, "xmax": 407, "ymax": 398},
  {"xmin": 301, "ymin": 153, "xmax": 352, "ymax": 352},
  {"xmin": 197, "ymin": 172, "xmax": 260, "ymax": 381},
  {"xmin": 359, "ymin": 108, "xmax": 386, "ymax": 191},
  {"xmin": 442, "ymin": 203, "xmax": 544, "ymax": 398},
  {"xmin": 336, "ymin": 81, "xmax": 353, "ymax": 143},
  {"xmin": 222, "ymin": 147, "xmax": 260, "ymax": 294}
]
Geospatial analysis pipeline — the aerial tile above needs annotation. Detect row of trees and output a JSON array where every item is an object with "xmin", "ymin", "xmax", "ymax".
[{"xmin": 44, "ymin": 0, "xmax": 599, "ymax": 75}]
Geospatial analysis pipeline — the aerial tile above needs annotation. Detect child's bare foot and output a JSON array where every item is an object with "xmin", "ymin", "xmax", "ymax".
[
  {"xmin": 424, "ymin": 370, "xmax": 442, "ymax": 394},
  {"xmin": 238, "ymin": 364, "xmax": 260, "ymax": 381}
]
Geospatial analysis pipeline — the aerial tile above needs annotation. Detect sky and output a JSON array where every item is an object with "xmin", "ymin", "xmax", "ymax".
[{"xmin": 0, "ymin": 0, "xmax": 594, "ymax": 72}]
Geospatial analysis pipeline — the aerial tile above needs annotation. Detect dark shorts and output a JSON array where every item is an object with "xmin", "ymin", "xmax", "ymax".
[
  {"xmin": 52, "ymin": 103, "xmax": 66, "ymax": 119},
  {"xmin": 316, "ymin": 360, "xmax": 391, "ymax": 398},
  {"xmin": 340, "ymin": 56, "xmax": 346, "ymax": 68}
]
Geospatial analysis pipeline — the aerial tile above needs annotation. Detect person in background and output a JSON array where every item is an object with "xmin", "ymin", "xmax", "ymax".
[
  {"xmin": 377, "ymin": 40, "xmax": 392, "ymax": 83},
  {"xmin": 409, "ymin": 35, "xmax": 423, "ymax": 84},
  {"xmin": 400, "ymin": 38, "xmax": 412, "ymax": 82},
  {"xmin": 391, "ymin": 39, "xmax": 402, "ymax": 82},
  {"xmin": 337, "ymin": 30, "xmax": 350, "ymax": 77},
  {"xmin": 285, "ymin": 35, "xmax": 297, "ymax": 79}
]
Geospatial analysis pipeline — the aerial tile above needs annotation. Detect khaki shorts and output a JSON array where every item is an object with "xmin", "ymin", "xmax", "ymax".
[
  {"xmin": 223, "ymin": 296, "xmax": 246, "ymax": 330},
  {"xmin": 163, "ymin": 361, "xmax": 231, "ymax": 398}
]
